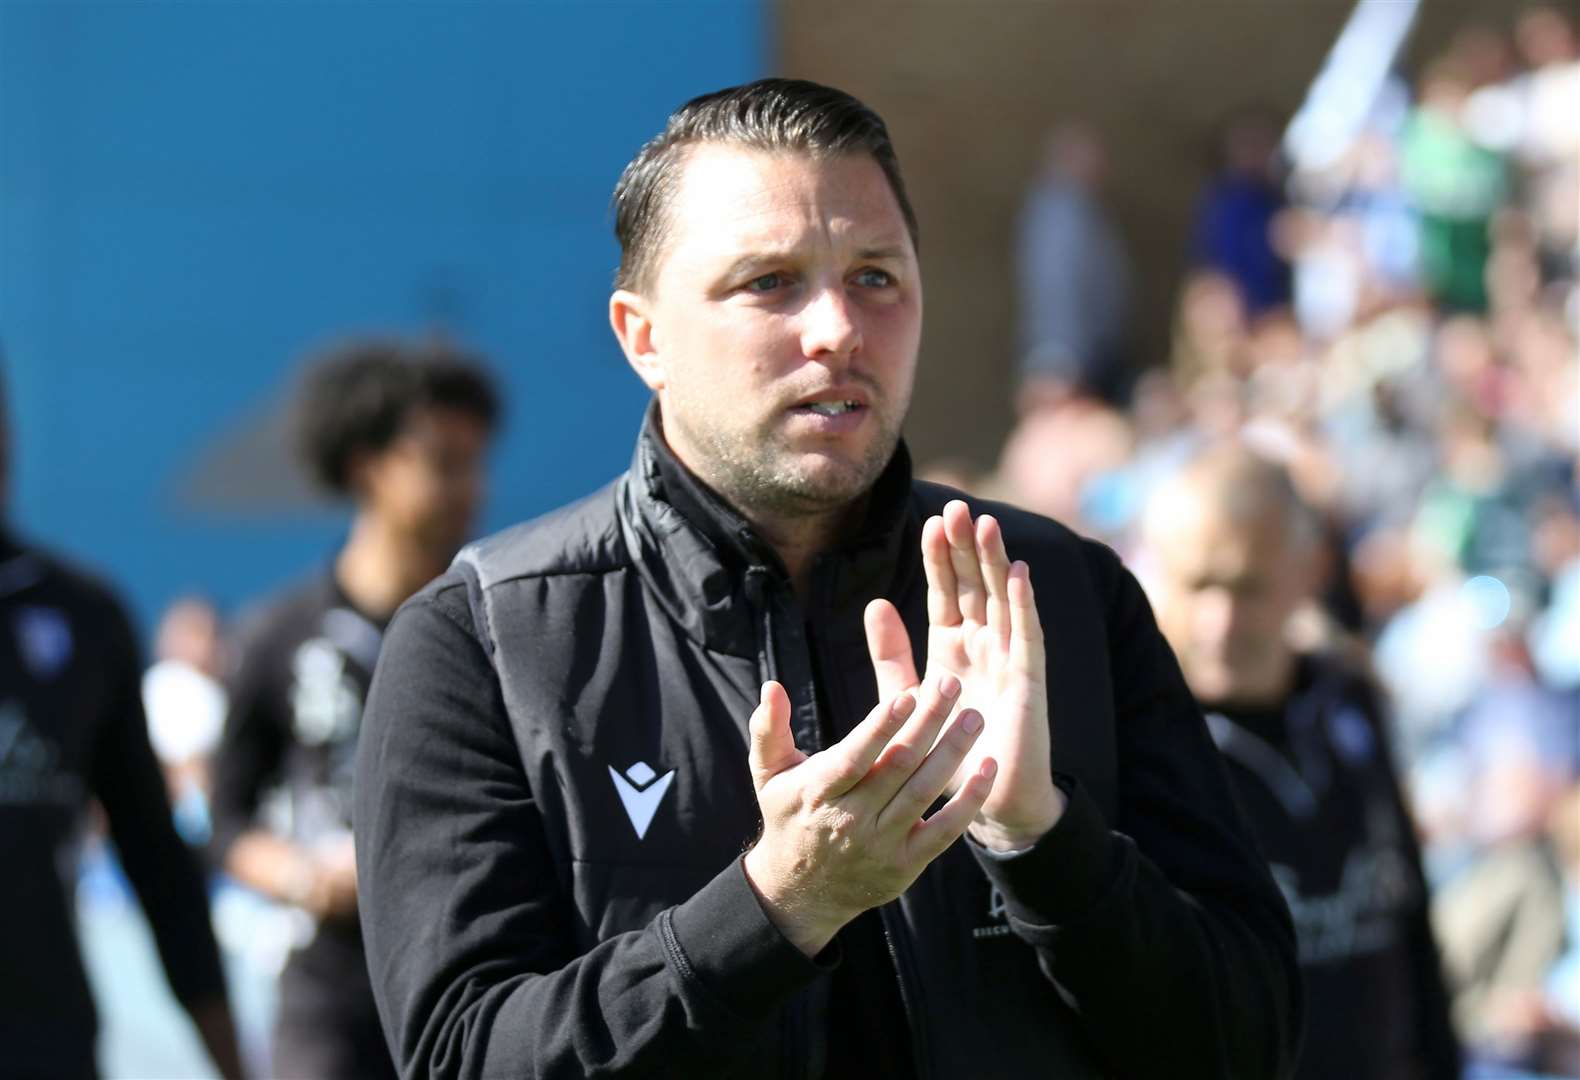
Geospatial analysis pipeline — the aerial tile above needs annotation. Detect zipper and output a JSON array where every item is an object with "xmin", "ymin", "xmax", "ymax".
[
  {"xmin": 744, "ymin": 567, "xmax": 779, "ymax": 688},
  {"xmin": 878, "ymin": 903, "xmax": 933, "ymax": 1078},
  {"xmin": 748, "ymin": 565, "xmax": 822, "ymax": 1080}
]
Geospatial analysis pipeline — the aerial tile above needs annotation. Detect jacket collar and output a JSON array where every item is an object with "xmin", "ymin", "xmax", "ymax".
[{"xmin": 619, "ymin": 401, "xmax": 920, "ymax": 656}]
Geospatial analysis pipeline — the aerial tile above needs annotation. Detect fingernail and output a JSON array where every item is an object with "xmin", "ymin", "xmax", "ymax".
[
  {"xmin": 961, "ymin": 710, "xmax": 982, "ymax": 734},
  {"xmin": 892, "ymin": 693, "xmax": 916, "ymax": 720},
  {"xmin": 980, "ymin": 758, "xmax": 998, "ymax": 779},
  {"xmin": 939, "ymin": 674, "xmax": 960, "ymax": 698}
]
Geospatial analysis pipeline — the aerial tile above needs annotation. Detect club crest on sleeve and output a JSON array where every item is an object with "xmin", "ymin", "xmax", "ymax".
[{"xmin": 14, "ymin": 607, "xmax": 73, "ymax": 681}]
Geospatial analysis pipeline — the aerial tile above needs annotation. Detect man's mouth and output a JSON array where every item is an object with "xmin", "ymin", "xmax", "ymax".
[{"xmin": 798, "ymin": 400, "xmax": 865, "ymax": 417}]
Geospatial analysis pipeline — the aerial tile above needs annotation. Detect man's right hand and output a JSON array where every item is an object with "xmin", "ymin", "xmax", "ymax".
[{"xmin": 741, "ymin": 675, "xmax": 997, "ymax": 957}]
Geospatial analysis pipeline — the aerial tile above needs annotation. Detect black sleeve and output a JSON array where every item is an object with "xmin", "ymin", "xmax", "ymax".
[
  {"xmin": 970, "ymin": 548, "xmax": 1303, "ymax": 1079},
  {"xmin": 354, "ymin": 581, "xmax": 826, "ymax": 1080},
  {"xmin": 88, "ymin": 595, "xmax": 228, "ymax": 1010},
  {"xmin": 208, "ymin": 611, "xmax": 288, "ymax": 863}
]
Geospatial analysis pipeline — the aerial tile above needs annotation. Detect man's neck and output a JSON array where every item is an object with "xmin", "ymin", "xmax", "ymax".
[
  {"xmin": 650, "ymin": 413, "xmax": 870, "ymax": 597},
  {"xmin": 1200, "ymin": 654, "xmax": 1300, "ymax": 715},
  {"xmin": 334, "ymin": 514, "xmax": 445, "ymax": 621},
  {"xmin": 744, "ymin": 501, "xmax": 863, "ymax": 597}
]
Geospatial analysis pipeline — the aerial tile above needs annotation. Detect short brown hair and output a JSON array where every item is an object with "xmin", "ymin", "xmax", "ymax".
[{"xmin": 611, "ymin": 78, "xmax": 919, "ymax": 293}]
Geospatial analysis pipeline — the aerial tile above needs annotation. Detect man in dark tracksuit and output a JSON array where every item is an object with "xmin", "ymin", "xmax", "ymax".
[
  {"xmin": 0, "ymin": 524, "xmax": 244, "ymax": 1079},
  {"xmin": 356, "ymin": 79, "xmax": 1301, "ymax": 1078},
  {"xmin": 0, "ymin": 361, "xmax": 243, "ymax": 1079},
  {"xmin": 1142, "ymin": 446, "xmax": 1460, "ymax": 1079},
  {"xmin": 210, "ymin": 340, "xmax": 498, "ymax": 1079}
]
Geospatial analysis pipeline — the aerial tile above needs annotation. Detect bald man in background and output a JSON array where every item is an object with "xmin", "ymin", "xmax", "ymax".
[{"xmin": 1141, "ymin": 445, "xmax": 1460, "ymax": 1080}]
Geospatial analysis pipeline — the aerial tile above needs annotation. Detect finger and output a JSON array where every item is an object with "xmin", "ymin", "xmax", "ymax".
[
  {"xmin": 977, "ymin": 514, "xmax": 1012, "ymax": 651},
  {"xmin": 907, "ymin": 758, "xmax": 999, "ymax": 864},
  {"xmin": 856, "ymin": 673, "xmax": 962, "ymax": 808},
  {"xmin": 943, "ymin": 500, "xmax": 987, "ymax": 625},
  {"xmin": 747, "ymin": 681, "xmax": 801, "ymax": 792},
  {"xmin": 814, "ymin": 691, "xmax": 915, "ymax": 798},
  {"xmin": 921, "ymin": 516, "xmax": 960, "ymax": 627},
  {"xmin": 1008, "ymin": 560, "xmax": 1046, "ymax": 678},
  {"xmin": 864, "ymin": 599, "xmax": 920, "ymax": 701},
  {"xmin": 875, "ymin": 707, "xmax": 984, "ymax": 832}
]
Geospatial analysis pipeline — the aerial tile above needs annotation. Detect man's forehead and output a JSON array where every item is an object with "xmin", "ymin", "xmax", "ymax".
[
  {"xmin": 1156, "ymin": 491, "xmax": 1286, "ymax": 564},
  {"xmin": 664, "ymin": 143, "xmax": 909, "ymax": 252}
]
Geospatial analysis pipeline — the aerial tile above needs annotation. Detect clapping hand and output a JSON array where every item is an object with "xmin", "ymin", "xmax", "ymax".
[
  {"xmin": 740, "ymin": 500, "xmax": 1060, "ymax": 959},
  {"xmin": 742, "ymin": 674, "xmax": 997, "ymax": 957},
  {"xmin": 864, "ymin": 500, "xmax": 1064, "ymax": 852}
]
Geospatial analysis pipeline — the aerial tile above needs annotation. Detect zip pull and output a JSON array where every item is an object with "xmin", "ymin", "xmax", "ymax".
[{"xmin": 744, "ymin": 567, "xmax": 780, "ymax": 687}]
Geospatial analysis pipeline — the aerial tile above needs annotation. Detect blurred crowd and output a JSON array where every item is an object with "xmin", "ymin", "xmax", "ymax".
[
  {"xmin": 18, "ymin": 5, "xmax": 1576, "ymax": 1079},
  {"xmin": 968, "ymin": 5, "xmax": 1580, "ymax": 1077}
]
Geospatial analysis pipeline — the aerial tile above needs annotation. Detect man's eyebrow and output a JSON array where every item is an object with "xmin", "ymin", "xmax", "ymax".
[
  {"xmin": 718, "ymin": 243, "xmax": 911, "ymax": 281},
  {"xmin": 719, "ymin": 251, "xmax": 795, "ymax": 281},
  {"xmin": 854, "ymin": 245, "xmax": 909, "ymax": 262}
]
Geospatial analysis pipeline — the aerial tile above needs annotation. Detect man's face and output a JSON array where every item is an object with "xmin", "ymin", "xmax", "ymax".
[
  {"xmin": 360, "ymin": 405, "xmax": 491, "ymax": 559},
  {"xmin": 1148, "ymin": 500, "xmax": 1311, "ymax": 707},
  {"xmin": 613, "ymin": 144, "xmax": 922, "ymax": 517}
]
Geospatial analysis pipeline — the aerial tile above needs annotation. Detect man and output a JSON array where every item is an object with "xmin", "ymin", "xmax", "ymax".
[
  {"xmin": 0, "ymin": 373, "xmax": 244, "ymax": 1079},
  {"xmin": 356, "ymin": 80, "xmax": 1300, "ymax": 1078},
  {"xmin": 1015, "ymin": 121, "xmax": 1134, "ymax": 410},
  {"xmin": 1140, "ymin": 445, "xmax": 1460, "ymax": 1079},
  {"xmin": 209, "ymin": 339, "xmax": 498, "ymax": 1079}
]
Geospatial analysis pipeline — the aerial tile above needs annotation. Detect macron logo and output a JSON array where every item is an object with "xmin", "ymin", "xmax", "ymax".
[{"xmin": 608, "ymin": 761, "xmax": 676, "ymax": 840}]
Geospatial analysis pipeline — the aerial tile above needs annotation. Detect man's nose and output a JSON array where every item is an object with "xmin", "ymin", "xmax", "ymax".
[
  {"xmin": 1194, "ymin": 586, "xmax": 1236, "ymax": 642},
  {"xmin": 799, "ymin": 286, "xmax": 862, "ymax": 361}
]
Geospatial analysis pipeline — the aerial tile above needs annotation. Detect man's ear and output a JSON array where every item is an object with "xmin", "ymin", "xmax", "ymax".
[{"xmin": 610, "ymin": 289, "xmax": 664, "ymax": 392}]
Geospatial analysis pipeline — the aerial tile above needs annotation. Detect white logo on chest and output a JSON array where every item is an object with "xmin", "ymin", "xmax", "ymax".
[{"xmin": 608, "ymin": 761, "xmax": 676, "ymax": 840}]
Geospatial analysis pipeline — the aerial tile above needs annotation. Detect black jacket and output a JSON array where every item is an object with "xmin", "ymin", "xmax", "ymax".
[
  {"xmin": 1203, "ymin": 656, "xmax": 1459, "ymax": 1079},
  {"xmin": 355, "ymin": 416, "xmax": 1301, "ymax": 1079},
  {"xmin": 208, "ymin": 572, "xmax": 392, "ymax": 1072},
  {"xmin": 0, "ymin": 531, "xmax": 227, "ymax": 1079}
]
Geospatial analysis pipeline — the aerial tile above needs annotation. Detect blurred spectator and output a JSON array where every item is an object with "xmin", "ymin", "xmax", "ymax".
[
  {"xmin": 1014, "ymin": 122, "xmax": 1134, "ymax": 409},
  {"xmin": 1288, "ymin": 132, "xmax": 1422, "ymax": 341},
  {"xmin": 1399, "ymin": 57, "xmax": 1509, "ymax": 312},
  {"xmin": 1535, "ymin": 786, "xmax": 1580, "ymax": 1075},
  {"xmin": 1190, "ymin": 107, "xmax": 1294, "ymax": 316},
  {"xmin": 1434, "ymin": 761, "xmax": 1574, "ymax": 1074},
  {"xmin": 1467, "ymin": 6, "xmax": 1580, "ymax": 287},
  {"xmin": 142, "ymin": 595, "xmax": 228, "ymax": 843},
  {"xmin": 1138, "ymin": 445, "xmax": 1460, "ymax": 1080},
  {"xmin": 1449, "ymin": 23, "xmax": 1520, "ymax": 92},
  {"xmin": 0, "ymin": 372, "xmax": 244, "ymax": 1078},
  {"xmin": 995, "ymin": 392, "xmax": 1134, "ymax": 541},
  {"xmin": 207, "ymin": 337, "xmax": 500, "ymax": 1080},
  {"xmin": 1168, "ymin": 268, "xmax": 1252, "ymax": 389}
]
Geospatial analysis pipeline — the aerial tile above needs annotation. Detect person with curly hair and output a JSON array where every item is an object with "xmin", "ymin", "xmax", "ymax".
[{"xmin": 209, "ymin": 338, "xmax": 498, "ymax": 1080}]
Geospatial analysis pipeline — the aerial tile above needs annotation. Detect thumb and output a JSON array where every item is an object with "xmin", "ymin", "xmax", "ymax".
[
  {"xmin": 864, "ymin": 598, "xmax": 920, "ymax": 700},
  {"xmin": 748, "ymin": 681, "xmax": 800, "ymax": 791}
]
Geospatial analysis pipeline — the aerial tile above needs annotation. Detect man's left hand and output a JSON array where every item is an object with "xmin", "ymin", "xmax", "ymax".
[{"xmin": 865, "ymin": 499, "xmax": 1066, "ymax": 852}]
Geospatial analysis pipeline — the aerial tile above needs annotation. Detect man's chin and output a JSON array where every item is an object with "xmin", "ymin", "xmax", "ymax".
[{"xmin": 779, "ymin": 453, "xmax": 887, "ymax": 504}]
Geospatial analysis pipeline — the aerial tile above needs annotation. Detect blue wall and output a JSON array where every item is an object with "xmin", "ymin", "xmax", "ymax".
[{"xmin": 0, "ymin": 1, "xmax": 764, "ymax": 631}]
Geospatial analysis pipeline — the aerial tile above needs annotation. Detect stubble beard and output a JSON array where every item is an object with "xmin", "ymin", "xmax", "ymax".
[{"xmin": 669, "ymin": 402, "xmax": 904, "ymax": 522}]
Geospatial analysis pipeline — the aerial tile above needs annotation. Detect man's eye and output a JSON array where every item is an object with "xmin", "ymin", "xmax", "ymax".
[
  {"xmin": 745, "ymin": 272, "xmax": 787, "ymax": 292},
  {"xmin": 854, "ymin": 268, "xmax": 894, "ymax": 288}
]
